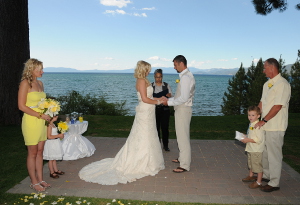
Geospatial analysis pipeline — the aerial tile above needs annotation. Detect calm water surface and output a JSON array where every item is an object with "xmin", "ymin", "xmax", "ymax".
[{"xmin": 41, "ymin": 73, "xmax": 231, "ymax": 116}]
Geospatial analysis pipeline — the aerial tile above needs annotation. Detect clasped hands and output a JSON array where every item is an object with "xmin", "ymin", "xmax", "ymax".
[{"xmin": 157, "ymin": 96, "xmax": 168, "ymax": 106}]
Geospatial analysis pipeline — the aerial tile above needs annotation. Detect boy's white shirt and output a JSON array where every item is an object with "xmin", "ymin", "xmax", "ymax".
[{"xmin": 245, "ymin": 120, "xmax": 265, "ymax": 153}]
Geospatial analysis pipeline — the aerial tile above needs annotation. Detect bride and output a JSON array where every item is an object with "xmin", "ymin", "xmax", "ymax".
[{"xmin": 79, "ymin": 60, "xmax": 166, "ymax": 185}]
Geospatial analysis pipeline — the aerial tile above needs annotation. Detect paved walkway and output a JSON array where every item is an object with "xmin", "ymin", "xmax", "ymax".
[{"xmin": 7, "ymin": 137, "xmax": 300, "ymax": 204}]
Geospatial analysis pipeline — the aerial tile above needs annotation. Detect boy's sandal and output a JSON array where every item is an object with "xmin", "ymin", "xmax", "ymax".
[
  {"xmin": 172, "ymin": 159, "xmax": 180, "ymax": 163},
  {"xmin": 55, "ymin": 170, "xmax": 65, "ymax": 175},
  {"xmin": 39, "ymin": 181, "xmax": 51, "ymax": 188},
  {"xmin": 30, "ymin": 183, "xmax": 45, "ymax": 192},
  {"xmin": 173, "ymin": 167, "xmax": 187, "ymax": 173}
]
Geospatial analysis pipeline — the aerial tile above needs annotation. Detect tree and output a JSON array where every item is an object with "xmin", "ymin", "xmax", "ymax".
[
  {"xmin": 221, "ymin": 63, "xmax": 248, "ymax": 115},
  {"xmin": 278, "ymin": 55, "xmax": 290, "ymax": 81},
  {"xmin": 0, "ymin": 0, "xmax": 30, "ymax": 125},
  {"xmin": 246, "ymin": 58, "xmax": 266, "ymax": 108},
  {"xmin": 252, "ymin": 0, "xmax": 300, "ymax": 15},
  {"xmin": 289, "ymin": 59, "xmax": 300, "ymax": 113}
]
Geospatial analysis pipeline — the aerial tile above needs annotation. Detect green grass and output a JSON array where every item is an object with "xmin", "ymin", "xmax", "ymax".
[{"xmin": 1, "ymin": 114, "xmax": 299, "ymax": 204}]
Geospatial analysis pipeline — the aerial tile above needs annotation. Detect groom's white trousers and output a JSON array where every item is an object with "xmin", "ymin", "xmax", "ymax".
[{"xmin": 175, "ymin": 106, "xmax": 192, "ymax": 171}]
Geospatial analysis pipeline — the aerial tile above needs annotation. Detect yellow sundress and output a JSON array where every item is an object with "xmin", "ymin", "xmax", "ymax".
[{"xmin": 21, "ymin": 92, "xmax": 47, "ymax": 146}]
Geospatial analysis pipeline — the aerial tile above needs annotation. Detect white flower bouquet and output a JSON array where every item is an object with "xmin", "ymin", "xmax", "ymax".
[{"xmin": 37, "ymin": 98, "xmax": 61, "ymax": 117}]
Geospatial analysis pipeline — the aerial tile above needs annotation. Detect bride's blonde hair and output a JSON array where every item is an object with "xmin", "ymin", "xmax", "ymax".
[
  {"xmin": 134, "ymin": 60, "xmax": 151, "ymax": 85},
  {"xmin": 21, "ymin": 58, "xmax": 43, "ymax": 88}
]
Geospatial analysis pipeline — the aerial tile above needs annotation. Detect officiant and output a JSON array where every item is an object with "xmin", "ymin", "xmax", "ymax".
[{"xmin": 152, "ymin": 69, "xmax": 172, "ymax": 152}]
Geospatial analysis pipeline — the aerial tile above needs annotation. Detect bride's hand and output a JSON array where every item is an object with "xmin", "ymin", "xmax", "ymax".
[
  {"xmin": 160, "ymin": 96, "xmax": 167, "ymax": 102},
  {"xmin": 160, "ymin": 97, "xmax": 168, "ymax": 106}
]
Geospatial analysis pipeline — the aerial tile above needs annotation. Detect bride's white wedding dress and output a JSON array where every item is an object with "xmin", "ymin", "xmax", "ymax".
[{"xmin": 79, "ymin": 86, "xmax": 165, "ymax": 185}]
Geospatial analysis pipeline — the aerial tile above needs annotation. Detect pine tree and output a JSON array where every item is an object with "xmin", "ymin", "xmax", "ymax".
[
  {"xmin": 289, "ymin": 59, "xmax": 300, "ymax": 113},
  {"xmin": 278, "ymin": 55, "xmax": 290, "ymax": 81},
  {"xmin": 221, "ymin": 63, "xmax": 247, "ymax": 115},
  {"xmin": 246, "ymin": 58, "xmax": 266, "ymax": 108}
]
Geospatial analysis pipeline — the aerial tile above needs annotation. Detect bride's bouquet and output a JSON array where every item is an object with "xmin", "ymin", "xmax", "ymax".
[{"xmin": 57, "ymin": 121, "xmax": 69, "ymax": 134}]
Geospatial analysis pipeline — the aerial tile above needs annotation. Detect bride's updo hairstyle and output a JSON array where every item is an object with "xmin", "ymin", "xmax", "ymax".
[
  {"xmin": 21, "ymin": 58, "xmax": 43, "ymax": 88},
  {"xmin": 134, "ymin": 60, "xmax": 151, "ymax": 85}
]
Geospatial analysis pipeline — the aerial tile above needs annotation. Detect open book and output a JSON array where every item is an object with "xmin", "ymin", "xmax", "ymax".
[{"xmin": 235, "ymin": 131, "xmax": 246, "ymax": 141}]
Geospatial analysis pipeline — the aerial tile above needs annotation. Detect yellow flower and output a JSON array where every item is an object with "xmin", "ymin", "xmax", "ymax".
[
  {"xmin": 58, "ymin": 121, "xmax": 69, "ymax": 133},
  {"xmin": 50, "ymin": 106, "xmax": 58, "ymax": 112},
  {"xmin": 44, "ymin": 101, "xmax": 50, "ymax": 108},
  {"xmin": 58, "ymin": 198, "xmax": 65, "ymax": 202},
  {"xmin": 175, "ymin": 79, "xmax": 180, "ymax": 83},
  {"xmin": 39, "ymin": 193, "xmax": 46, "ymax": 198},
  {"xmin": 49, "ymin": 100, "xmax": 57, "ymax": 106},
  {"xmin": 250, "ymin": 126, "xmax": 254, "ymax": 130},
  {"xmin": 268, "ymin": 83, "xmax": 273, "ymax": 88}
]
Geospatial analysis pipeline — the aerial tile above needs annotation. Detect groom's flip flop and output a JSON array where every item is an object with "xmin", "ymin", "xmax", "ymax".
[
  {"xmin": 173, "ymin": 167, "xmax": 187, "ymax": 173},
  {"xmin": 172, "ymin": 159, "xmax": 180, "ymax": 163}
]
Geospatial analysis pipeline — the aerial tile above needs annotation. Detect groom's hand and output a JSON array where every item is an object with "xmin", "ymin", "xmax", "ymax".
[{"xmin": 161, "ymin": 99, "xmax": 168, "ymax": 106}]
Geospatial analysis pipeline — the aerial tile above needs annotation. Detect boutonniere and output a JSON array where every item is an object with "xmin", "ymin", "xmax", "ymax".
[
  {"xmin": 268, "ymin": 83, "xmax": 273, "ymax": 89},
  {"xmin": 250, "ymin": 127, "xmax": 254, "ymax": 130},
  {"xmin": 175, "ymin": 79, "xmax": 180, "ymax": 83}
]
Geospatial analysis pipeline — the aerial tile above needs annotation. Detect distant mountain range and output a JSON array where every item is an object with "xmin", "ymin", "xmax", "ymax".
[
  {"xmin": 44, "ymin": 64, "xmax": 292, "ymax": 75},
  {"xmin": 44, "ymin": 67, "xmax": 239, "ymax": 75}
]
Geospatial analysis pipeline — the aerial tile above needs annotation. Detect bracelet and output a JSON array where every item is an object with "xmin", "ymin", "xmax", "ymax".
[
  {"xmin": 157, "ymin": 100, "xmax": 161, "ymax": 105},
  {"xmin": 262, "ymin": 118, "xmax": 268, "ymax": 123},
  {"xmin": 37, "ymin": 113, "xmax": 42, "ymax": 119}
]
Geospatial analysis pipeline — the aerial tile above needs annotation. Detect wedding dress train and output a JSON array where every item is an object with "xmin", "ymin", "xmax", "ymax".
[{"xmin": 79, "ymin": 86, "xmax": 165, "ymax": 185}]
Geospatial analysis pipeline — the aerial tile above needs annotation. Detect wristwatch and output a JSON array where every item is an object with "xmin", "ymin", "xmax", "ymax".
[{"xmin": 262, "ymin": 118, "xmax": 268, "ymax": 123}]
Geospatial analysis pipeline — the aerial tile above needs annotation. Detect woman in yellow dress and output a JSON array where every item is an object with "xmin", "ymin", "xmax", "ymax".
[{"xmin": 18, "ymin": 58, "xmax": 51, "ymax": 192}]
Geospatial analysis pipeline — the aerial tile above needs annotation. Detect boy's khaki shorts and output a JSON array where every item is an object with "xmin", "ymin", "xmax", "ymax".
[{"xmin": 247, "ymin": 152, "xmax": 263, "ymax": 173}]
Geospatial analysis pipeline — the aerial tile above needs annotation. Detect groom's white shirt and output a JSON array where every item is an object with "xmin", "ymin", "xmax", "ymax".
[{"xmin": 167, "ymin": 68, "xmax": 195, "ymax": 106}]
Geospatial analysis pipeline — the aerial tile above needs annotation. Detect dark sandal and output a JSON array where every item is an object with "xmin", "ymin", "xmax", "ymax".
[
  {"xmin": 173, "ymin": 167, "xmax": 187, "ymax": 173},
  {"xmin": 50, "ymin": 173, "xmax": 59, "ymax": 179},
  {"xmin": 172, "ymin": 159, "xmax": 180, "ymax": 163},
  {"xmin": 55, "ymin": 170, "xmax": 65, "ymax": 175},
  {"xmin": 39, "ymin": 180, "xmax": 51, "ymax": 188}
]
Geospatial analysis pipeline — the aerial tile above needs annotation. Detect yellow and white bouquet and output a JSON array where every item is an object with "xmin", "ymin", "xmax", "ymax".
[
  {"xmin": 57, "ymin": 121, "xmax": 69, "ymax": 134},
  {"xmin": 37, "ymin": 98, "xmax": 61, "ymax": 117}
]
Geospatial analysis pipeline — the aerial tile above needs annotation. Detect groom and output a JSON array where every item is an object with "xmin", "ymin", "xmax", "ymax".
[{"xmin": 162, "ymin": 55, "xmax": 195, "ymax": 173}]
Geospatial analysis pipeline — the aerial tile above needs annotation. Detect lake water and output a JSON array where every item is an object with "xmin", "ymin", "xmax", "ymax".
[{"xmin": 41, "ymin": 73, "xmax": 231, "ymax": 116}]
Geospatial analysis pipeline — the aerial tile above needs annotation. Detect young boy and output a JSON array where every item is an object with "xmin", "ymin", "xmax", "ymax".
[{"xmin": 241, "ymin": 106, "xmax": 265, "ymax": 189}]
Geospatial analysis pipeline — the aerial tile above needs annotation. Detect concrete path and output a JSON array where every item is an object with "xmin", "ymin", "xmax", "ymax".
[{"xmin": 7, "ymin": 137, "xmax": 300, "ymax": 204}]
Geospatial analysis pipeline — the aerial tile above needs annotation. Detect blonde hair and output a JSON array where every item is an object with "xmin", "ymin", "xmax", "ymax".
[
  {"xmin": 134, "ymin": 60, "xmax": 151, "ymax": 85},
  {"xmin": 21, "ymin": 58, "xmax": 43, "ymax": 88}
]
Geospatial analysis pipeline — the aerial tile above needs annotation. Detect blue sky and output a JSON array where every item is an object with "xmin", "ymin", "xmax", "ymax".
[{"xmin": 29, "ymin": 0, "xmax": 300, "ymax": 70}]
